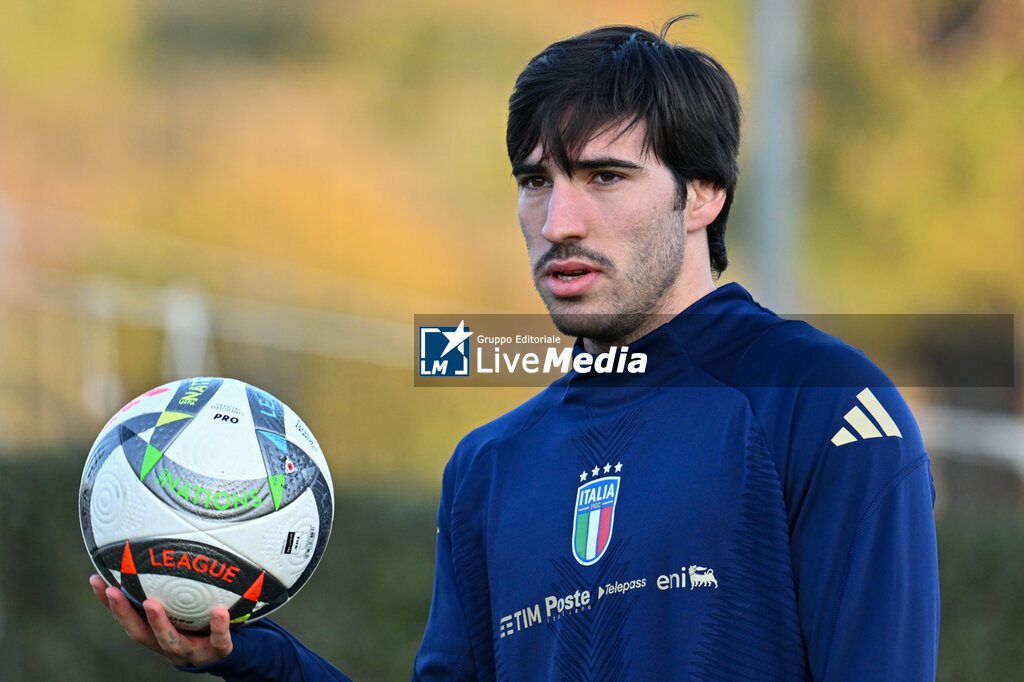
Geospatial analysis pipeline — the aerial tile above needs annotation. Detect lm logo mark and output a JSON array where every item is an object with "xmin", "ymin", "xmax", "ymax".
[{"xmin": 419, "ymin": 320, "xmax": 472, "ymax": 377}]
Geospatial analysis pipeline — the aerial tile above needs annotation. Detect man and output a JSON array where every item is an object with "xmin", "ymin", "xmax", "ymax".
[{"xmin": 91, "ymin": 18, "xmax": 940, "ymax": 681}]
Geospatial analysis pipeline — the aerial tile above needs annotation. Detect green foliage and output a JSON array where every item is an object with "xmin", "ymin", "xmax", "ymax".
[
  {"xmin": 137, "ymin": 0, "xmax": 332, "ymax": 68},
  {"xmin": 803, "ymin": 1, "xmax": 1024, "ymax": 312},
  {"xmin": 936, "ymin": 512, "xmax": 1024, "ymax": 681},
  {"xmin": 273, "ymin": 490, "xmax": 436, "ymax": 681},
  {"xmin": 0, "ymin": 454, "xmax": 435, "ymax": 682},
  {"xmin": 1, "ymin": 456, "xmax": 1022, "ymax": 680}
]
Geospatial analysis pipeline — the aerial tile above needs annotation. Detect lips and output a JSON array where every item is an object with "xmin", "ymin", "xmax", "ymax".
[{"xmin": 543, "ymin": 260, "xmax": 602, "ymax": 298}]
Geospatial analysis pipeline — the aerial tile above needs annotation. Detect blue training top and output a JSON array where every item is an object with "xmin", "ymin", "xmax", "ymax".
[{"xmin": 187, "ymin": 283, "xmax": 940, "ymax": 681}]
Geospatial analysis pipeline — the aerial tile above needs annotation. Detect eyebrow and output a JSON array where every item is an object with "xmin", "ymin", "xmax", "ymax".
[{"xmin": 512, "ymin": 157, "xmax": 644, "ymax": 177}]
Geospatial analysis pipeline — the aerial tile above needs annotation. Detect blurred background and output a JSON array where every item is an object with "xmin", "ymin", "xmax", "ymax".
[{"xmin": 0, "ymin": 0, "xmax": 1021, "ymax": 679}]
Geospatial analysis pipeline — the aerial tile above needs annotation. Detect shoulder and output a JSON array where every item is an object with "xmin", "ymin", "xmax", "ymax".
[
  {"xmin": 734, "ymin": 319, "xmax": 894, "ymax": 389},
  {"xmin": 675, "ymin": 284, "xmax": 891, "ymax": 390},
  {"xmin": 736, "ymin": 318, "xmax": 920, "ymax": 447},
  {"xmin": 442, "ymin": 380, "xmax": 563, "ymax": 486},
  {"xmin": 677, "ymin": 286, "xmax": 918, "ymax": 456},
  {"xmin": 679, "ymin": 283, "xmax": 892, "ymax": 389},
  {"xmin": 732, "ymin": 320, "xmax": 927, "ymax": 512}
]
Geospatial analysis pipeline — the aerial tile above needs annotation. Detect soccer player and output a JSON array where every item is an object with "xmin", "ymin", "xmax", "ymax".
[{"xmin": 91, "ymin": 18, "xmax": 940, "ymax": 681}]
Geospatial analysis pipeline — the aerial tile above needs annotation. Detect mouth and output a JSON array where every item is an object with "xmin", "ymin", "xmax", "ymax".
[
  {"xmin": 542, "ymin": 260, "xmax": 602, "ymax": 298},
  {"xmin": 552, "ymin": 268, "xmax": 592, "ymax": 281},
  {"xmin": 544, "ymin": 259, "xmax": 600, "ymax": 278}
]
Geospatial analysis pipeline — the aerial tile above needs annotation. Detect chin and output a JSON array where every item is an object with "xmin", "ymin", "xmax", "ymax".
[{"xmin": 547, "ymin": 308, "xmax": 648, "ymax": 344}]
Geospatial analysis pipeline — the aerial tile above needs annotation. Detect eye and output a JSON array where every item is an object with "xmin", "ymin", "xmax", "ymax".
[
  {"xmin": 593, "ymin": 171, "xmax": 623, "ymax": 185},
  {"xmin": 518, "ymin": 175, "xmax": 550, "ymax": 190}
]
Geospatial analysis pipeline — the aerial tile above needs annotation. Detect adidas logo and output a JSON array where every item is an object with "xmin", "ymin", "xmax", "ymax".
[{"xmin": 830, "ymin": 388, "xmax": 903, "ymax": 447}]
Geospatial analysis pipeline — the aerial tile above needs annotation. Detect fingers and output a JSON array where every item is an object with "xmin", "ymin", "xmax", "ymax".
[
  {"xmin": 142, "ymin": 600, "xmax": 233, "ymax": 667},
  {"xmin": 89, "ymin": 575, "xmax": 233, "ymax": 668},
  {"xmin": 207, "ymin": 607, "xmax": 235, "ymax": 660},
  {"xmin": 88, "ymin": 574, "xmax": 110, "ymax": 606},
  {"xmin": 104, "ymin": 586, "xmax": 164, "ymax": 653},
  {"xmin": 142, "ymin": 600, "xmax": 192, "ymax": 667}
]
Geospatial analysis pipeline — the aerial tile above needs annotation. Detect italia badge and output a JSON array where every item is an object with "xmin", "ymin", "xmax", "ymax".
[{"xmin": 572, "ymin": 464, "xmax": 621, "ymax": 566}]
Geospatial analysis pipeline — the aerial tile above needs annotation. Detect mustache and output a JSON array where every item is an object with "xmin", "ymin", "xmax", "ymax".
[{"xmin": 533, "ymin": 243, "xmax": 615, "ymax": 277}]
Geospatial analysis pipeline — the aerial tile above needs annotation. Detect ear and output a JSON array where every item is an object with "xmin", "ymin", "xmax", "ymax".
[{"xmin": 684, "ymin": 180, "xmax": 727, "ymax": 232}]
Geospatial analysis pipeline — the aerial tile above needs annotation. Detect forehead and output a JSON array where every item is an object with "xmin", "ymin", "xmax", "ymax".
[{"xmin": 524, "ymin": 120, "xmax": 654, "ymax": 167}]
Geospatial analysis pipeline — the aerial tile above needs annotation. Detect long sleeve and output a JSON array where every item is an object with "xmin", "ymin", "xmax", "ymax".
[
  {"xmin": 728, "ymin": 316, "xmax": 941, "ymax": 681},
  {"xmin": 816, "ymin": 456, "xmax": 940, "ymax": 680},
  {"xmin": 178, "ymin": 486, "xmax": 479, "ymax": 682},
  {"xmin": 180, "ymin": 618, "xmax": 354, "ymax": 681},
  {"xmin": 778, "ymin": 384, "xmax": 940, "ymax": 681},
  {"xmin": 411, "ymin": 450, "xmax": 480, "ymax": 680}
]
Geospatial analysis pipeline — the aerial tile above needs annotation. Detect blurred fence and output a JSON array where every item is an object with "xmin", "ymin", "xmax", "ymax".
[
  {"xmin": 2, "ymin": 195, "xmax": 1022, "ymax": 505},
  {"xmin": 0, "ymin": 196, "xmax": 430, "ymax": 452}
]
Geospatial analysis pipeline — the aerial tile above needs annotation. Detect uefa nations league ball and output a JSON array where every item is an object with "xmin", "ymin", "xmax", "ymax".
[{"xmin": 80, "ymin": 377, "xmax": 335, "ymax": 630}]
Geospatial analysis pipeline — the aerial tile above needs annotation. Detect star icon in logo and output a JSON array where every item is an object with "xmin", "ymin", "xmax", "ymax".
[
  {"xmin": 591, "ymin": 466, "xmax": 600, "ymax": 477},
  {"xmin": 603, "ymin": 463, "xmax": 612, "ymax": 474},
  {"xmin": 580, "ymin": 471, "xmax": 588, "ymax": 482},
  {"xmin": 440, "ymin": 320, "xmax": 472, "ymax": 358},
  {"xmin": 614, "ymin": 462, "xmax": 623, "ymax": 473}
]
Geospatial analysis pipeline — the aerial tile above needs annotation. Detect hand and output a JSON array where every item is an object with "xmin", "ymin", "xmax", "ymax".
[{"xmin": 89, "ymin": 574, "xmax": 234, "ymax": 667}]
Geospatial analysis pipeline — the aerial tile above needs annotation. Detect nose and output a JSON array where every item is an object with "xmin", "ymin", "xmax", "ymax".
[{"xmin": 541, "ymin": 181, "xmax": 588, "ymax": 243}]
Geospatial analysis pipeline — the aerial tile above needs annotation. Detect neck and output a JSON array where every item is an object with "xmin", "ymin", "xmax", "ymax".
[
  {"xmin": 581, "ymin": 272, "xmax": 715, "ymax": 353},
  {"xmin": 581, "ymin": 231, "xmax": 716, "ymax": 353}
]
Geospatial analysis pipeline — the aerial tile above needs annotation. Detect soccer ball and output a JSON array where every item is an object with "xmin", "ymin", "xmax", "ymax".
[{"xmin": 80, "ymin": 377, "xmax": 334, "ymax": 630}]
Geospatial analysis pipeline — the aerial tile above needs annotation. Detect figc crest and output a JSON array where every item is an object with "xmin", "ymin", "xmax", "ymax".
[{"xmin": 572, "ymin": 475, "xmax": 620, "ymax": 565}]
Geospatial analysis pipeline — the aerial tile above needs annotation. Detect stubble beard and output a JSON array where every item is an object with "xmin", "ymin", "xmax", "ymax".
[{"xmin": 538, "ymin": 209, "xmax": 687, "ymax": 347}]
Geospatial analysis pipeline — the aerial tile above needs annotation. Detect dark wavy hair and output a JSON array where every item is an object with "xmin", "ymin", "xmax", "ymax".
[{"xmin": 506, "ymin": 16, "xmax": 741, "ymax": 277}]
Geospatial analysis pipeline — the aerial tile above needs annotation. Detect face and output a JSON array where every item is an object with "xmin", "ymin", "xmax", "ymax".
[{"xmin": 515, "ymin": 123, "xmax": 690, "ymax": 346}]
